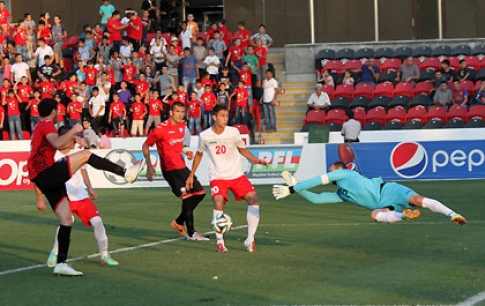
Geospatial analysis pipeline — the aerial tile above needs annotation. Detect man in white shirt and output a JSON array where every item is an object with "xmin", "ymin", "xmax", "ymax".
[
  {"xmin": 88, "ymin": 87, "xmax": 106, "ymax": 133},
  {"xmin": 10, "ymin": 53, "xmax": 31, "ymax": 83},
  {"xmin": 33, "ymin": 38, "xmax": 54, "ymax": 68},
  {"xmin": 203, "ymin": 47, "xmax": 220, "ymax": 78},
  {"xmin": 180, "ymin": 21, "xmax": 192, "ymax": 50},
  {"xmin": 341, "ymin": 110, "xmax": 361, "ymax": 142},
  {"xmin": 261, "ymin": 69, "xmax": 278, "ymax": 132},
  {"xmin": 307, "ymin": 83, "xmax": 331, "ymax": 111},
  {"xmin": 96, "ymin": 72, "xmax": 112, "ymax": 102},
  {"xmin": 186, "ymin": 104, "xmax": 268, "ymax": 253}
]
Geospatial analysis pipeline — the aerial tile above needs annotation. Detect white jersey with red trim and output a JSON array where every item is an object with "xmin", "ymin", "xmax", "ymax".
[
  {"xmin": 198, "ymin": 126, "xmax": 246, "ymax": 181},
  {"xmin": 54, "ymin": 146, "xmax": 89, "ymax": 201}
]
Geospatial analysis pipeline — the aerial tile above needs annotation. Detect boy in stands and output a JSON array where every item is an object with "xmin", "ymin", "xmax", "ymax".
[
  {"xmin": 108, "ymin": 92, "xmax": 127, "ymax": 137},
  {"xmin": 29, "ymin": 98, "xmax": 144, "ymax": 276},
  {"xmin": 230, "ymin": 81, "xmax": 249, "ymax": 121},
  {"xmin": 145, "ymin": 90, "xmax": 163, "ymax": 134},
  {"xmin": 186, "ymin": 104, "xmax": 268, "ymax": 253},
  {"xmin": 130, "ymin": 93, "xmax": 148, "ymax": 136}
]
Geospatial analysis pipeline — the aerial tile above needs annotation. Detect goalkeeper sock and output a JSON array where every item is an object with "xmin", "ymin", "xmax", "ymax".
[
  {"xmin": 213, "ymin": 209, "xmax": 224, "ymax": 242},
  {"xmin": 246, "ymin": 205, "xmax": 260, "ymax": 241},
  {"xmin": 87, "ymin": 154, "xmax": 125, "ymax": 176},
  {"xmin": 421, "ymin": 197, "xmax": 455, "ymax": 217},
  {"xmin": 375, "ymin": 211, "xmax": 405, "ymax": 223}
]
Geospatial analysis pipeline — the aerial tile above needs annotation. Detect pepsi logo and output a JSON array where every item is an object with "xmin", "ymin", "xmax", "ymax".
[
  {"xmin": 390, "ymin": 142, "xmax": 428, "ymax": 178},
  {"xmin": 346, "ymin": 162, "xmax": 356, "ymax": 171}
]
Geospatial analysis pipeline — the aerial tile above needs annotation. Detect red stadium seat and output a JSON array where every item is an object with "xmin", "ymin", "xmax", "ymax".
[
  {"xmin": 354, "ymin": 83, "xmax": 374, "ymax": 100},
  {"xmin": 426, "ymin": 106, "xmax": 447, "ymax": 123},
  {"xmin": 406, "ymin": 105, "xmax": 427, "ymax": 123},
  {"xmin": 365, "ymin": 107, "xmax": 386, "ymax": 125},
  {"xmin": 374, "ymin": 82, "xmax": 394, "ymax": 99},
  {"xmin": 447, "ymin": 105, "xmax": 468, "ymax": 123},
  {"xmin": 66, "ymin": 35, "xmax": 79, "ymax": 48},
  {"xmin": 325, "ymin": 109, "xmax": 347, "ymax": 125},
  {"xmin": 464, "ymin": 56, "xmax": 480, "ymax": 70},
  {"xmin": 335, "ymin": 84, "xmax": 354, "ymax": 99},
  {"xmin": 419, "ymin": 57, "xmax": 441, "ymax": 71},
  {"xmin": 161, "ymin": 33, "xmax": 172, "ymax": 44},
  {"xmin": 343, "ymin": 59, "xmax": 362, "ymax": 71},
  {"xmin": 197, "ymin": 31, "xmax": 208, "ymax": 42},
  {"xmin": 321, "ymin": 84, "xmax": 335, "ymax": 99},
  {"xmin": 233, "ymin": 124, "xmax": 250, "ymax": 134},
  {"xmin": 380, "ymin": 58, "xmax": 401, "ymax": 72},
  {"xmin": 386, "ymin": 106, "xmax": 406, "ymax": 123},
  {"xmin": 147, "ymin": 33, "xmax": 157, "ymax": 44},
  {"xmin": 303, "ymin": 110, "xmax": 326, "ymax": 125},
  {"xmin": 479, "ymin": 57, "xmax": 485, "ymax": 70},
  {"xmin": 414, "ymin": 81, "xmax": 434, "ymax": 96},
  {"xmin": 231, "ymin": 30, "xmax": 241, "ymax": 42},
  {"xmin": 353, "ymin": 108, "xmax": 366, "ymax": 126},
  {"xmin": 394, "ymin": 82, "xmax": 414, "ymax": 98},
  {"xmin": 474, "ymin": 81, "xmax": 482, "ymax": 95},
  {"xmin": 467, "ymin": 105, "xmax": 485, "ymax": 121},
  {"xmin": 2, "ymin": 131, "xmax": 9, "ymax": 140},
  {"xmin": 324, "ymin": 60, "xmax": 344, "ymax": 75},
  {"xmin": 460, "ymin": 80, "xmax": 476, "ymax": 96},
  {"xmin": 445, "ymin": 57, "xmax": 460, "ymax": 71}
]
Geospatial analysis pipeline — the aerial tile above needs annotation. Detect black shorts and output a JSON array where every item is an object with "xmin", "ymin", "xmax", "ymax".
[
  {"xmin": 32, "ymin": 157, "xmax": 71, "ymax": 210},
  {"xmin": 163, "ymin": 167, "xmax": 205, "ymax": 199}
]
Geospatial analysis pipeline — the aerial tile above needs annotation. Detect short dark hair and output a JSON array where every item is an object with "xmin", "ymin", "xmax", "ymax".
[
  {"xmin": 442, "ymin": 59, "xmax": 450, "ymax": 66},
  {"xmin": 346, "ymin": 110, "xmax": 354, "ymax": 119},
  {"xmin": 38, "ymin": 98, "xmax": 58, "ymax": 117},
  {"xmin": 98, "ymin": 127, "xmax": 107, "ymax": 135},
  {"xmin": 171, "ymin": 101, "xmax": 185, "ymax": 111},
  {"xmin": 330, "ymin": 161, "xmax": 346, "ymax": 170},
  {"xmin": 58, "ymin": 125, "xmax": 71, "ymax": 136},
  {"xmin": 212, "ymin": 104, "xmax": 228, "ymax": 115}
]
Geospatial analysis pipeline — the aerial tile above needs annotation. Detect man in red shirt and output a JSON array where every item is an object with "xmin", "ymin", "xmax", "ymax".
[
  {"xmin": 37, "ymin": 75, "xmax": 57, "ymax": 99},
  {"xmin": 29, "ymin": 98, "xmax": 144, "ymax": 276},
  {"xmin": 126, "ymin": 11, "xmax": 142, "ymax": 51},
  {"xmin": 144, "ymin": 90, "xmax": 163, "ymax": 134},
  {"xmin": 107, "ymin": 10, "xmax": 128, "ymax": 51},
  {"xmin": 14, "ymin": 76, "xmax": 33, "ymax": 131},
  {"xmin": 201, "ymin": 84, "xmax": 216, "ymax": 128},
  {"xmin": 26, "ymin": 90, "xmax": 41, "ymax": 131},
  {"xmin": 254, "ymin": 38, "xmax": 268, "ymax": 87},
  {"xmin": 237, "ymin": 21, "xmax": 251, "ymax": 48},
  {"xmin": 13, "ymin": 19, "xmax": 28, "ymax": 61},
  {"xmin": 133, "ymin": 73, "xmax": 150, "ymax": 98},
  {"xmin": 130, "ymin": 94, "xmax": 147, "ymax": 136},
  {"xmin": 142, "ymin": 102, "xmax": 207, "ymax": 240},
  {"xmin": 225, "ymin": 38, "xmax": 244, "ymax": 87},
  {"xmin": 60, "ymin": 73, "xmax": 79, "ymax": 98},
  {"xmin": 67, "ymin": 95, "xmax": 83, "ymax": 126}
]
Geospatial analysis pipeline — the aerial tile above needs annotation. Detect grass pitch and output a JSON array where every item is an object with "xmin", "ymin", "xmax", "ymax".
[{"xmin": 1, "ymin": 181, "xmax": 485, "ymax": 305}]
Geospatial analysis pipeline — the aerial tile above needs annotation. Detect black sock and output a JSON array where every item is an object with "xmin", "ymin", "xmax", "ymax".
[
  {"xmin": 175, "ymin": 198, "xmax": 191, "ymax": 226},
  {"xmin": 57, "ymin": 225, "xmax": 72, "ymax": 263},
  {"xmin": 186, "ymin": 194, "xmax": 205, "ymax": 236},
  {"xmin": 88, "ymin": 154, "xmax": 125, "ymax": 176},
  {"xmin": 189, "ymin": 193, "xmax": 205, "ymax": 211}
]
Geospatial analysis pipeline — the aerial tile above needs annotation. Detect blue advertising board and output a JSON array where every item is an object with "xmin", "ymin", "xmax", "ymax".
[{"xmin": 326, "ymin": 141, "xmax": 485, "ymax": 180}]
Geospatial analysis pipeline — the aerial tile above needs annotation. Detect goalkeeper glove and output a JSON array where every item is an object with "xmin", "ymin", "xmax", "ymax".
[
  {"xmin": 281, "ymin": 171, "xmax": 298, "ymax": 186},
  {"xmin": 272, "ymin": 185, "xmax": 295, "ymax": 200}
]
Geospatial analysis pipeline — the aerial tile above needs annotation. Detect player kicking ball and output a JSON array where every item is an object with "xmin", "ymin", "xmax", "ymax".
[
  {"xmin": 29, "ymin": 99, "xmax": 144, "ymax": 276},
  {"xmin": 36, "ymin": 126, "xmax": 119, "ymax": 269},
  {"xmin": 272, "ymin": 161, "xmax": 467, "ymax": 225},
  {"xmin": 186, "ymin": 104, "xmax": 268, "ymax": 253}
]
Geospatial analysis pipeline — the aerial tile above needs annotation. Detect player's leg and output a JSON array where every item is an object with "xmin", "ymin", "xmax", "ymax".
[
  {"xmin": 212, "ymin": 195, "xmax": 228, "ymax": 253},
  {"xmin": 371, "ymin": 208, "xmax": 410, "ymax": 223},
  {"xmin": 409, "ymin": 194, "xmax": 466, "ymax": 225},
  {"xmin": 47, "ymin": 225, "xmax": 60, "ymax": 268},
  {"xmin": 243, "ymin": 191, "xmax": 259, "ymax": 253},
  {"xmin": 184, "ymin": 173, "xmax": 207, "ymax": 241},
  {"xmin": 90, "ymin": 216, "xmax": 119, "ymax": 265}
]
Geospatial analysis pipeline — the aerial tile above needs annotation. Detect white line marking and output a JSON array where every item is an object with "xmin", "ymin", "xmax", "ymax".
[{"xmin": 457, "ymin": 292, "xmax": 485, "ymax": 306}]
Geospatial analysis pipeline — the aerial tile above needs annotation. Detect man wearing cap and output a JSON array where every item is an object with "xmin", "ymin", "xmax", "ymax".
[
  {"xmin": 306, "ymin": 83, "xmax": 331, "ymax": 111},
  {"xmin": 88, "ymin": 87, "xmax": 106, "ymax": 133}
]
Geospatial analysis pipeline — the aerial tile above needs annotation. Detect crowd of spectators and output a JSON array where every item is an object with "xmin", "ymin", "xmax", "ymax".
[{"xmin": 0, "ymin": 0, "xmax": 276, "ymax": 142}]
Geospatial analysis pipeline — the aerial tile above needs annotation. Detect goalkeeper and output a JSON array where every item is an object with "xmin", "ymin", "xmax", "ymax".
[{"xmin": 273, "ymin": 161, "xmax": 466, "ymax": 225}]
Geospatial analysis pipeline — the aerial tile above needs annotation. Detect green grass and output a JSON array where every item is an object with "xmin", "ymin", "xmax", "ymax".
[{"xmin": 1, "ymin": 181, "xmax": 485, "ymax": 305}]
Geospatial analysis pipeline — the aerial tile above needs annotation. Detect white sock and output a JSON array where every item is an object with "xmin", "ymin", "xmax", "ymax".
[
  {"xmin": 375, "ymin": 211, "xmax": 405, "ymax": 223},
  {"xmin": 90, "ymin": 216, "xmax": 109, "ymax": 258},
  {"xmin": 421, "ymin": 198, "xmax": 455, "ymax": 217},
  {"xmin": 213, "ymin": 209, "xmax": 224, "ymax": 244},
  {"xmin": 51, "ymin": 226, "xmax": 60, "ymax": 255},
  {"xmin": 246, "ymin": 205, "xmax": 260, "ymax": 241}
]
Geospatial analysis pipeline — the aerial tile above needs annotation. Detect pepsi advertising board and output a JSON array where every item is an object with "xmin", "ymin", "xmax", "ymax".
[{"xmin": 326, "ymin": 141, "xmax": 485, "ymax": 180}]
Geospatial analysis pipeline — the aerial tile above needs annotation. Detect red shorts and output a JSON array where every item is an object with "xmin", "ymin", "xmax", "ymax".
[
  {"xmin": 210, "ymin": 175, "xmax": 255, "ymax": 204},
  {"xmin": 69, "ymin": 198, "xmax": 99, "ymax": 227}
]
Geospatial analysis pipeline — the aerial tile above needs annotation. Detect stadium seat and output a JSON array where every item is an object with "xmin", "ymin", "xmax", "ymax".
[
  {"xmin": 362, "ymin": 121, "xmax": 382, "ymax": 130},
  {"xmin": 465, "ymin": 117, "xmax": 485, "ymax": 128},
  {"xmin": 324, "ymin": 60, "xmax": 344, "ymax": 75},
  {"xmin": 464, "ymin": 56, "xmax": 480, "ymax": 70},
  {"xmin": 386, "ymin": 106, "xmax": 406, "ymax": 123},
  {"xmin": 233, "ymin": 124, "xmax": 250, "ymax": 135},
  {"xmin": 196, "ymin": 31, "xmax": 208, "ymax": 42},
  {"xmin": 460, "ymin": 80, "xmax": 476, "ymax": 96},
  {"xmin": 406, "ymin": 105, "xmax": 427, "ymax": 123},
  {"xmin": 147, "ymin": 33, "xmax": 157, "ymax": 43},
  {"xmin": 414, "ymin": 81, "xmax": 433, "ymax": 95},
  {"xmin": 325, "ymin": 109, "xmax": 347, "ymax": 125},
  {"xmin": 2, "ymin": 130, "xmax": 9, "ymax": 140},
  {"xmin": 326, "ymin": 122, "xmax": 342, "ymax": 132},
  {"xmin": 379, "ymin": 70, "xmax": 397, "ymax": 83},
  {"xmin": 403, "ymin": 120, "xmax": 423, "ymax": 129},
  {"xmin": 433, "ymin": 45, "xmax": 452, "ymax": 57},
  {"xmin": 445, "ymin": 56, "xmax": 461, "ymax": 71},
  {"xmin": 335, "ymin": 84, "xmax": 354, "ymax": 99},
  {"xmin": 447, "ymin": 105, "xmax": 468, "ymax": 123},
  {"xmin": 382, "ymin": 120, "xmax": 402, "ymax": 130},
  {"xmin": 369, "ymin": 96, "xmax": 390, "ymax": 109},
  {"xmin": 303, "ymin": 110, "xmax": 326, "ymax": 125},
  {"xmin": 349, "ymin": 96, "xmax": 370, "ymax": 110},
  {"xmin": 321, "ymin": 84, "xmax": 335, "ymax": 99},
  {"xmin": 452, "ymin": 45, "xmax": 472, "ymax": 58},
  {"xmin": 374, "ymin": 82, "xmax": 394, "ymax": 99},
  {"xmin": 330, "ymin": 97, "xmax": 351, "ymax": 110},
  {"xmin": 419, "ymin": 57, "xmax": 441, "ymax": 71},
  {"xmin": 335, "ymin": 48, "xmax": 355, "ymax": 62},
  {"xmin": 354, "ymin": 83, "xmax": 374, "ymax": 100},
  {"xmin": 419, "ymin": 69, "xmax": 435, "ymax": 82},
  {"xmin": 380, "ymin": 58, "xmax": 401, "ymax": 72},
  {"xmin": 353, "ymin": 108, "xmax": 366, "ymax": 125},
  {"xmin": 394, "ymin": 47, "xmax": 413, "ymax": 61},
  {"xmin": 476, "ymin": 69, "xmax": 485, "ymax": 81},
  {"xmin": 445, "ymin": 118, "xmax": 465, "ymax": 128},
  {"xmin": 472, "ymin": 44, "xmax": 485, "ymax": 57},
  {"xmin": 467, "ymin": 104, "xmax": 485, "ymax": 121},
  {"xmin": 389, "ymin": 95, "xmax": 410, "ymax": 109},
  {"xmin": 316, "ymin": 48, "xmax": 336, "ymax": 60},
  {"xmin": 66, "ymin": 35, "xmax": 79, "ymax": 48},
  {"xmin": 343, "ymin": 59, "xmax": 362, "ymax": 71},
  {"xmin": 365, "ymin": 107, "xmax": 386, "ymax": 125},
  {"xmin": 427, "ymin": 106, "xmax": 447, "ymax": 123},
  {"xmin": 410, "ymin": 94, "xmax": 431, "ymax": 108},
  {"xmin": 355, "ymin": 47, "xmax": 374, "ymax": 60},
  {"xmin": 413, "ymin": 46, "xmax": 433, "ymax": 59},
  {"xmin": 394, "ymin": 82, "xmax": 413, "ymax": 98},
  {"xmin": 424, "ymin": 119, "xmax": 444, "ymax": 129},
  {"xmin": 375, "ymin": 47, "xmax": 394, "ymax": 60}
]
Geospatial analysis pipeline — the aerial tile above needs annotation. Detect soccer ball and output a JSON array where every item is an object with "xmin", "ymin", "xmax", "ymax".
[
  {"xmin": 103, "ymin": 149, "xmax": 137, "ymax": 185},
  {"xmin": 211, "ymin": 213, "xmax": 233, "ymax": 234}
]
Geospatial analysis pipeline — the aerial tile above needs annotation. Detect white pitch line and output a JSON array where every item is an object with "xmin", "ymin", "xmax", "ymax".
[
  {"xmin": 456, "ymin": 292, "xmax": 485, "ymax": 306},
  {"xmin": 0, "ymin": 225, "xmax": 248, "ymax": 277}
]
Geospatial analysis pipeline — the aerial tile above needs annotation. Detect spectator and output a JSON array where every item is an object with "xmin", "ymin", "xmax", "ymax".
[
  {"xmin": 458, "ymin": 60, "xmax": 473, "ymax": 82},
  {"xmin": 317, "ymin": 68, "xmax": 334, "ymax": 87},
  {"xmin": 117, "ymin": 81, "xmax": 133, "ymax": 104},
  {"xmin": 84, "ymin": 60, "xmax": 98, "ymax": 91},
  {"xmin": 130, "ymin": 93, "xmax": 147, "ymax": 136},
  {"xmin": 108, "ymin": 92, "xmax": 127, "ymax": 136},
  {"xmin": 14, "ymin": 76, "xmax": 32, "ymax": 131},
  {"xmin": 397, "ymin": 56, "xmax": 419, "ymax": 84},
  {"xmin": 175, "ymin": 84, "xmax": 188, "ymax": 107},
  {"xmin": 33, "ymin": 38, "xmax": 54, "ymax": 69},
  {"xmin": 26, "ymin": 90, "xmax": 41, "ymax": 131},
  {"xmin": 234, "ymin": 62, "xmax": 254, "ymax": 112},
  {"xmin": 141, "ymin": 0, "xmax": 158, "ymax": 32},
  {"xmin": 97, "ymin": 127, "xmax": 112, "ymax": 149},
  {"xmin": 261, "ymin": 69, "xmax": 278, "ymax": 132},
  {"xmin": 83, "ymin": 118, "xmax": 98, "ymax": 148},
  {"xmin": 155, "ymin": 66, "xmax": 174, "ymax": 103},
  {"xmin": 307, "ymin": 83, "xmax": 331, "ymax": 111},
  {"xmin": 187, "ymin": 91, "xmax": 202, "ymax": 134},
  {"xmin": 67, "ymin": 95, "xmax": 83, "ymax": 126},
  {"xmin": 0, "ymin": 57, "xmax": 11, "ymax": 80},
  {"xmin": 230, "ymin": 81, "xmax": 249, "ymax": 122},
  {"xmin": 206, "ymin": 22, "xmax": 217, "ymax": 45},
  {"xmin": 218, "ymin": 66, "xmax": 231, "ymax": 89},
  {"xmin": 433, "ymin": 81, "xmax": 453, "ymax": 108},
  {"xmin": 107, "ymin": 10, "xmax": 128, "ymax": 51},
  {"xmin": 76, "ymin": 38, "xmax": 95, "ymax": 66},
  {"xmin": 10, "ymin": 53, "xmax": 31, "ymax": 83},
  {"xmin": 51, "ymin": 15, "xmax": 67, "ymax": 69},
  {"xmin": 13, "ymin": 19, "xmax": 29, "ymax": 62},
  {"xmin": 359, "ymin": 58, "xmax": 379, "ymax": 85},
  {"xmin": 201, "ymin": 84, "xmax": 216, "ymax": 127},
  {"xmin": 474, "ymin": 81, "xmax": 485, "ymax": 105},
  {"xmin": 451, "ymin": 80, "xmax": 468, "ymax": 107},
  {"xmin": 0, "ymin": 98, "xmax": 4, "ymax": 139},
  {"xmin": 170, "ymin": 37, "xmax": 183, "ymax": 55},
  {"xmin": 150, "ymin": 37, "xmax": 166, "ymax": 70},
  {"xmin": 36, "ymin": 75, "xmax": 56, "ymax": 98},
  {"xmin": 243, "ymin": 45, "xmax": 259, "ymax": 84},
  {"xmin": 254, "ymin": 38, "xmax": 268, "ymax": 87},
  {"xmin": 441, "ymin": 60, "xmax": 457, "ymax": 82},
  {"xmin": 99, "ymin": 0, "xmax": 115, "ymax": 30},
  {"xmin": 119, "ymin": 37, "xmax": 133, "ymax": 61},
  {"xmin": 432, "ymin": 70, "xmax": 447, "ymax": 92},
  {"xmin": 84, "ymin": 30, "xmax": 95, "ymax": 50},
  {"xmin": 141, "ymin": 10, "xmax": 151, "ymax": 46},
  {"xmin": 211, "ymin": 31, "xmax": 226, "ymax": 63},
  {"xmin": 36, "ymin": 20, "xmax": 51, "ymax": 44},
  {"xmin": 126, "ymin": 11, "xmax": 142, "ymax": 51},
  {"xmin": 0, "ymin": 1, "xmax": 11, "ymax": 37},
  {"xmin": 179, "ymin": 47, "xmax": 199, "ymax": 92},
  {"xmin": 216, "ymin": 82, "xmax": 230, "ymax": 109},
  {"xmin": 180, "ymin": 21, "xmax": 192, "ymax": 50},
  {"xmin": 2, "ymin": 89, "xmax": 22, "ymax": 140},
  {"xmin": 217, "ymin": 20, "xmax": 230, "ymax": 48},
  {"xmin": 226, "ymin": 38, "xmax": 244, "ymax": 86},
  {"xmin": 24, "ymin": 13, "xmax": 36, "ymax": 43},
  {"xmin": 96, "ymin": 72, "xmax": 111, "ymax": 103},
  {"xmin": 341, "ymin": 110, "xmax": 361, "ymax": 143},
  {"xmin": 120, "ymin": 57, "xmax": 136, "ymax": 84},
  {"xmin": 342, "ymin": 70, "xmax": 355, "ymax": 86},
  {"xmin": 38, "ymin": 55, "xmax": 61, "ymax": 81},
  {"xmin": 187, "ymin": 14, "xmax": 199, "ymax": 45},
  {"xmin": 250, "ymin": 24, "xmax": 273, "ymax": 49},
  {"xmin": 193, "ymin": 37, "xmax": 207, "ymax": 77},
  {"xmin": 237, "ymin": 21, "xmax": 251, "ymax": 49},
  {"xmin": 55, "ymin": 94, "xmax": 66, "ymax": 129},
  {"xmin": 204, "ymin": 47, "xmax": 221, "ymax": 83},
  {"xmin": 144, "ymin": 90, "xmax": 163, "ymax": 134},
  {"xmin": 77, "ymin": 83, "xmax": 91, "ymax": 117},
  {"xmin": 88, "ymin": 87, "xmax": 106, "ymax": 133},
  {"xmin": 149, "ymin": 30, "xmax": 167, "ymax": 47}
]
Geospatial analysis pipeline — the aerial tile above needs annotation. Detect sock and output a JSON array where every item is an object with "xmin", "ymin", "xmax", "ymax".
[
  {"xmin": 90, "ymin": 216, "xmax": 109, "ymax": 258},
  {"xmin": 185, "ymin": 194, "xmax": 206, "ymax": 237},
  {"xmin": 175, "ymin": 198, "xmax": 191, "ymax": 227},
  {"xmin": 57, "ymin": 224, "xmax": 72, "ymax": 263},
  {"xmin": 375, "ymin": 211, "xmax": 405, "ymax": 223},
  {"xmin": 51, "ymin": 225, "xmax": 60, "ymax": 255},
  {"xmin": 421, "ymin": 197, "xmax": 455, "ymax": 217},
  {"xmin": 88, "ymin": 154, "xmax": 125, "ymax": 176},
  {"xmin": 246, "ymin": 205, "xmax": 260, "ymax": 241},
  {"xmin": 213, "ymin": 209, "xmax": 224, "ymax": 243}
]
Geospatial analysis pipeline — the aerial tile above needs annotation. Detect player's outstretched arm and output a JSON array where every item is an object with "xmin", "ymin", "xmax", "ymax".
[
  {"xmin": 186, "ymin": 151, "xmax": 203, "ymax": 190},
  {"xmin": 81, "ymin": 169, "xmax": 97, "ymax": 200},
  {"xmin": 238, "ymin": 147, "xmax": 267, "ymax": 166},
  {"xmin": 297, "ymin": 189, "xmax": 343, "ymax": 204}
]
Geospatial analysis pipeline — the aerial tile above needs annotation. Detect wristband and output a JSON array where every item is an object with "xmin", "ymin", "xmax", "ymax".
[{"xmin": 289, "ymin": 186, "xmax": 295, "ymax": 194}]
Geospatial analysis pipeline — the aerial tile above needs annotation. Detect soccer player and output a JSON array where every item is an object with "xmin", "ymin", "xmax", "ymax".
[
  {"xmin": 29, "ymin": 98, "xmax": 144, "ymax": 276},
  {"xmin": 142, "ymin": 102, "xmax": 208, "ymax": 241},
  {"xmin": 272, "ymin": 162, "xmax": 467, "ymax": 225},
  {"xmin": 37, "ymin": 126, "xmax": 119, "ymax": 268},
  {"xmin": 186, "ymin": 104, "xmax": 268, "ymax": 253}
]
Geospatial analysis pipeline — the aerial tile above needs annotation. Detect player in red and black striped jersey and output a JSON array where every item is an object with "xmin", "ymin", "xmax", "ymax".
[
  {"xmin": 29, "ymin": 98, "xmax": 144, "ymax": 276},
  {"xmin": 142, "ymin": 102, "xmax": 208, "ymax": 241}
]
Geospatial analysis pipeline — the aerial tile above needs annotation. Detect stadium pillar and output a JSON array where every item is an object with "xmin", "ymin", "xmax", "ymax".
[
  {"xmin": 374, "ymin": 0, "xmax": 379, "ymax": 41},
  {"xmin": 309, "ymin": 0, "xmax": 315, "ymax": 44},
  {"xmin": 438, "ymin": 0, "xmax": 443, "ymax": 39}
]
